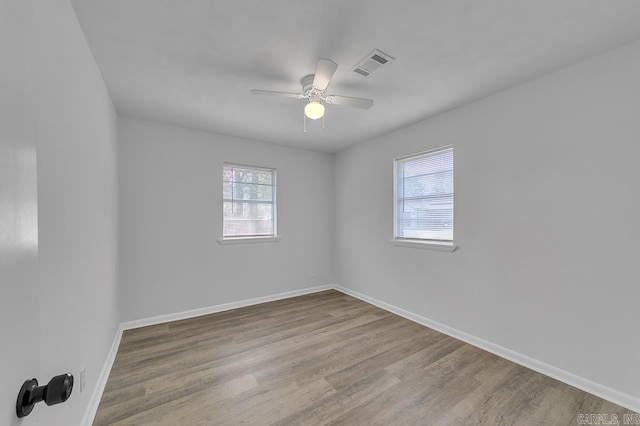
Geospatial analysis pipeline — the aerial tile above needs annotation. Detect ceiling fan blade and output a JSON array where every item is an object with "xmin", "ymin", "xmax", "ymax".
[
  {"xmin": 250, "ymin": 89, "xmax": 305, "ymax": 99},
  {"xmin": 312, "ymin": 59, "xmax": 338, "ymax": 92},
  {"xmin": 324, "ymin": 95, "xmax": 374, "ymax": 109}
]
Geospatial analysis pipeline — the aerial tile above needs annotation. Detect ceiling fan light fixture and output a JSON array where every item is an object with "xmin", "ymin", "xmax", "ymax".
[
  {"xmin": 304, "ymin": 100, "xmax": 325, "ymax": 120},
  {"xmin": 251, "ymin": 59, "xmax": 373, "ymax": 131}
]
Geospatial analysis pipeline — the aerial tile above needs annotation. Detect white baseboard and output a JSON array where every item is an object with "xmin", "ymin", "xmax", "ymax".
[
  {"xmin": 81, "ymin": 284, "xmax": 333, "ymax": 425},
  {"xmin": 120, "ymin": 284, "xmax": 333, "ymax": 330},
  {"xmin": 333, "ymin": 284, "xmax": 640, "ymax": 414},
  {"xmin": 80, "ymin": 323, "xmax": 124, "ymax": 426}
]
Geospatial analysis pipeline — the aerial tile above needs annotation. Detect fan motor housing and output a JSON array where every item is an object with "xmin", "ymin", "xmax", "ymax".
[{"xmin": 300, "ymin": 74, "xmax": 315, "ymax": 94}]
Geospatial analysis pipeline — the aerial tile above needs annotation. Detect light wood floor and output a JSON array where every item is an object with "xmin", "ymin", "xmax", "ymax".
[{"xmin": 94, "ymin": 290, "xmax": 633, "ymax": 425}]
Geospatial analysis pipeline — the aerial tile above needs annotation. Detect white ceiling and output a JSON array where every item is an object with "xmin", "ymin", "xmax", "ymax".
[{"xmin": 70, "ymin": 0, "xmax": 640, "ymax": 153}]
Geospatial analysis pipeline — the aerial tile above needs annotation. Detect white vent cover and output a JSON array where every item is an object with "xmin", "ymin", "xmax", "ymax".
[{"xmin": 353, "ymin": 49, "xmax": 394, "ymax": 77}]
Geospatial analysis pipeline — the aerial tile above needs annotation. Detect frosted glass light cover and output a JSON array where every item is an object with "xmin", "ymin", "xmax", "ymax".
[{"xmin": 304, "ymin": 101, "xmax": 325, "ymax": 120}]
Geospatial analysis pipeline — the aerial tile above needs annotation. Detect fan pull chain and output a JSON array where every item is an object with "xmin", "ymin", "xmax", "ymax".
[
  {"xmin": 303, "ymin": 111, "xmax": 307, "ymax": 133},
  {"xmin": 322, "ymin": 113, "xmax": 326, "ymax": 130}
]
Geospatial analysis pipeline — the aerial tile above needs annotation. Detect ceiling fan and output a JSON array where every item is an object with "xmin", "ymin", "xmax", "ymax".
[{"xmin": 250, "ymin": 59, "xmax": 373, "ymax": 130}]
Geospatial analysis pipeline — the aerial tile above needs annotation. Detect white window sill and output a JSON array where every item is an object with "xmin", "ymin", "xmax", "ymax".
[
  {"xmin": 218, "ymin": 236, "xmax": 281, "ymax": 245},
  {"xmin": 390, "ymin": 239, "xmax": 456, "ymax": 252}
]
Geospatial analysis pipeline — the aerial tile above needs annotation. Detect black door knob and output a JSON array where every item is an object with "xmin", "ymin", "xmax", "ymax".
[{"xmin": 16, "ymin": 373, "xmax": 74, "ymax": 418}]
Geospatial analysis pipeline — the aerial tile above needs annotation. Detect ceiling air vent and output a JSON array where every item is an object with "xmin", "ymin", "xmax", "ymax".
[
  {"xmin": 353, "ymin": 49, "xmax": 394, "ymax": 77},
  {"xmin": 353, "ymin": 68, "xmax": 370, "ymax": 77}
]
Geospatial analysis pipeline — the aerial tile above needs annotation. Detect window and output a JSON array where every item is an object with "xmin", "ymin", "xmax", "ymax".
[
  {"xmin": 223, "ymin": 163, "xmax": 276, "ymax": 239},
  {"xmin": 394, "ymin": 146, "xmax": 454, "ymax": 246}
]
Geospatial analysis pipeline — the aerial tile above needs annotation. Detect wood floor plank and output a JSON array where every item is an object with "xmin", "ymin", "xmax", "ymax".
[{"xmin": 94, "ymin": 290, "xmax": 636, "ymax": 425}]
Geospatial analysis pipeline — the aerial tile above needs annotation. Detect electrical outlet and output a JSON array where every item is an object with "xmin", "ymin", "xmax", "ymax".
[{"xmin": 80, "ymin": 366, "xmax": 87, "ymax": 393}]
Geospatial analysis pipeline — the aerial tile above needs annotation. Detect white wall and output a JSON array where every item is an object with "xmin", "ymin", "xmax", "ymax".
[
  {"xmin": 118, "ymin": 117, "xmax": 334, "ymax": 321},
  {"xmin": 335, "ymin": 39, "xmax": 640, "ymax": 403},
  {"xmin": 0, "ymin": 0, "xmax": 39, "ymax": 424},
  {"xmin": 34, "ymin": 1, "xmax": 119, "ymax": 425}
]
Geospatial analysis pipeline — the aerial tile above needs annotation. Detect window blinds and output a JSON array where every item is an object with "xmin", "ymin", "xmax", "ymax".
[
  {"xmin": 395, "ymin": 146, "xmax": 454, "ymax": 242},
  {"xmin": 223, "ymin": 163, "xmax": 276, "ymax": 238}
]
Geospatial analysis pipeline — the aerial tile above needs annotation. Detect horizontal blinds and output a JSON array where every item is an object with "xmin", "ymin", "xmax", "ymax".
[
  {"xmin": 223, "ymin": 164, "xmax": 276, "ymax": 237},
  {"xmin": 396, "ymin": 147, "xmax": 453, "ymax": 242}
]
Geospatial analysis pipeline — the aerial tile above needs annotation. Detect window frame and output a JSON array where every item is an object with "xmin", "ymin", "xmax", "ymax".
[
  {"xmin": 392, "ymin": 145, "xmax": 456, "ymax": 252},
  {"xmin": 219, "ymin": 162, "xmax": 279, "ymax": 244}
]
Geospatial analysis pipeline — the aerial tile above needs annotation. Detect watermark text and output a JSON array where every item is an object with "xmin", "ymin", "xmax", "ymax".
[{"xmin": 577, "ymin": 413, "xmax": 640, "ymax": 425}]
